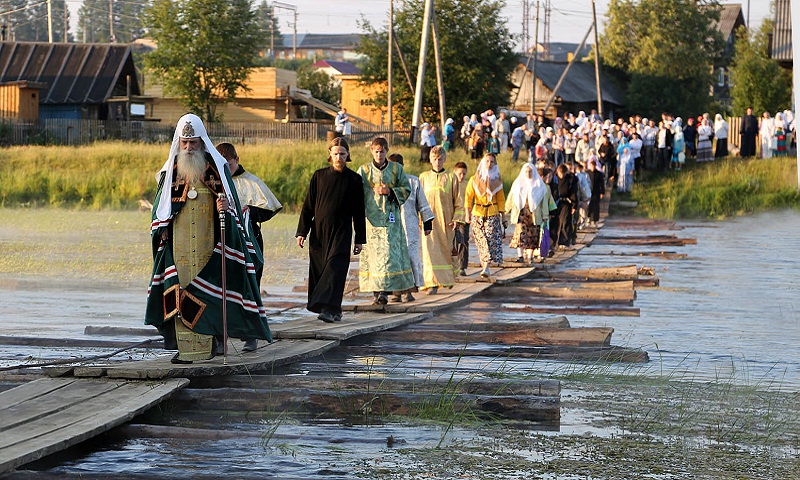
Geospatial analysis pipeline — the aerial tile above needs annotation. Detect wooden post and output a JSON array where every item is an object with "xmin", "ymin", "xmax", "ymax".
[
  {"xmin": 592, "ymin": 0, "xmax": 603, "ymax": 118},
  {"xmin": 411, "ymin": 0, "xmax": 433, "ymax": 143},
  {"xmin": 530, "ymin": 0, "xmax": 539, "ymax": 115},
  {"xmin": 387, "ymin": 0, "xmax": 393, "ymax": 131},
  {"xmin": 46, "ymin": 0, "xmax": 53, "ymax": 43},
  {"xmin": 431, "ymin": 9, "xmax": 447, "ymax": 135}
]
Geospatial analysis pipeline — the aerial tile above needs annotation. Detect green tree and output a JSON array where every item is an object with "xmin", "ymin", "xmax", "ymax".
[
  {"xmin": 77, "ymin": 0, "xmax": 146, "ymax": 43},
  {"xmin": 729, "ymin": 20, "xmax": 792, "ymax": 115},
  {"xmin": 357, "ymin": 0, "xmax": 518, "ymax": 125},
  {"xmin": 599, "ymin": 0, "xmax": 724, "ymax": 117},
  {"xmin": 297, "ymin": 63, "xmax": 341, "ymax": 107},
  {"xmin": 143, "ymin": 0, "xmax": 266, "ymax": 122}
]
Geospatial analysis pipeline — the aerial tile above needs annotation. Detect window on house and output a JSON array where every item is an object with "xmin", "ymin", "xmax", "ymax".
[
  {"xmin": 717, "ymin": 67, "xmax": 725, "ymax": 86},
  {"xmin": 727, "ymin": 70, "xmax": 734, "ymax": 87}
]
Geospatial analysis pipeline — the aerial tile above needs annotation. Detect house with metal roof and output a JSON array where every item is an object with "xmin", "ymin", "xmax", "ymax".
[
  {"xmin": 274, "ymin": 33, "xmax": 363, "ymax": 62},
  {"xmin": 770, "ymin": 0, "xmax": 792, "ymax": 68},
  {"xmin": 707, "ymin": 3, "xmax": 746, "ymax": 108},
  {"xmin": 0, "ymin": 41, "xmax": 145, "ymax": 121},
  {"xmin": 510, "ymin": 58, "xmax": 625, "ymax": 119}
]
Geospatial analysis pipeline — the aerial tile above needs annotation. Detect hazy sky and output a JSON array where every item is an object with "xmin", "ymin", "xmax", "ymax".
[{"xmin": 277, "ymin": 0, "xmax": 773, "ymax": 48}]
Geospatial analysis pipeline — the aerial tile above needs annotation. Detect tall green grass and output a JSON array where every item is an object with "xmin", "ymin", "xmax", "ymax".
[
  {"xmin": 0, "ymin": 140, "xmax": 524, "ymax": 211},
  {"xmin": 631, "ymin": 156, "xmax": 800, "ymax": 219}
]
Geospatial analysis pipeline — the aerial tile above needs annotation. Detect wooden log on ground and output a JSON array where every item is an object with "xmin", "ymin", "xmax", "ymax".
[
  {"xmin": 488, "ymin": 284, "xmax": 636, "ymax": 303},
  {"xmin": 499, "ymin": 305, "xmax": 640, "ymax": 317},
  {"xmin": 168, "ymin": 387, "xmax": 560, "ymax": 422},
  {"xmin": 343, "ymin": 344, "xmax": 649, "ymax": 363},
  {"xmin": 84, "ymin": 326, "xmax": 161, "ymax": 337},
  {"xmin": 594, "ymin": 235, "xmax": 697, "ymax": 246},
  {"xmin": 520, "ymin": 280, "xmax": 635, "ymax": 290},
  {"xmin": 414, "ymin": 317, "xmax": 571, "ymax": 329},
  {"xmin": 188, "ymin": 374, "xmax": 561, "ymax": 397},
  {"xmin": 374, "ymin": 326, "xmax": 613, "ymax": 346},
  {"xmin": 532, "ymin": 265, "xmax": 640, "ymax": 281},
  {"xmin": 580, "ymin": 251, "xmax": 688, "ymax": 259}
]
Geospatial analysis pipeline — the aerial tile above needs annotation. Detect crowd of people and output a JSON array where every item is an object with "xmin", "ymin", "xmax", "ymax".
[{"xmin": 148, "ymin": 106, "xmax": 796, "ymax": 363}]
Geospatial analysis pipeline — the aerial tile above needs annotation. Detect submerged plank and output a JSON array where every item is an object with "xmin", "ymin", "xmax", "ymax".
[
  {"xmin": 374, "ymin": 326, "xmax": 614, "ymax": 346},
  {"xmin": 345, "ymin": 344, "xmax": 649, "ymax": 363},
  {"xmin": 0, "ymin": 378, "xmax": 187, "ymax": 474},
  {"xmin": 499, "ymin": 304, "xmax": 641, "ymax": 316}
]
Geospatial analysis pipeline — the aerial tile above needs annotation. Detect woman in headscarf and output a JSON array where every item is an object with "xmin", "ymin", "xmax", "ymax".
[
  {"xmin": 671, "ymin": 118, "xmax": 685, "ymax": 171},
  {"xmin": 696, "ymin": 118, "xmax": 714, "ymax": 162},
  {"xmin": 759, "ymin": 112, "xmax": 776, "ymax": 159},
  {"xmin": 464, "ymin": 153, "xmax": 505, "ymax": 278},
  {"xmin": 713, "ymin": 114, "xmax": 729, "ymax": 158},
  {"xmin": 616, "ymin": 146, "xmax": 634, "ymax": 193},
  {"xmin": 505, "ymin": 163, "xmax": 548, "ymax": 264}
]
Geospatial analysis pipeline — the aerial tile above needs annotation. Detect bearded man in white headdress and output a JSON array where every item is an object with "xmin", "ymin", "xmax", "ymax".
[{"xmin": 145, "ymin": 114, "xmax": 271, "ymax": 364}]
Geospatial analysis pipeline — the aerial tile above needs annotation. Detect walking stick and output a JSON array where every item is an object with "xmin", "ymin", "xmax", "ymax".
[{"xmin": 218, "ymin": 193, "xmax": 228, "ymax": 364}]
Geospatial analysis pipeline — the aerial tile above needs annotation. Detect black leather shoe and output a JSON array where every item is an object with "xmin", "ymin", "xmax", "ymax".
[
  {"xmin": 170, "ymin": 353, "xmax": 192, "ymax": 364},
  {"xmin": 242, "ymin": 339, "xmax": 258, "ymax": 352},
  {"xmin": 318, "ymin": 311, "xmax": 336, "ymax": 323}
]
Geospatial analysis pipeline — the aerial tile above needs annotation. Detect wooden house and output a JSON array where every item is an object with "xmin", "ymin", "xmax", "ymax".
[
  {"xmin": 708, "ymin": 4, "xmax": 746, "ymax": 108},
  {"xmin": 770, "ymin": 0, "xmax": 792, "ymax": 69},
  {"xmin": 0, "ymin": 41, "xmax": 145, "ymax": 120},
  {"xmin": 510, "ymin": 58, "xmax": 625, "ymax": 119},
  {"xmin": 274, "ymin": 33, "xmax": 363, "ymax": 62},
  {"xmin": 143, "ymin": 67, "xmax": 299, "ymax": 124},
  {"xmin": 340, "ymin": 76, "xmax": 387, "ymax": 127}
]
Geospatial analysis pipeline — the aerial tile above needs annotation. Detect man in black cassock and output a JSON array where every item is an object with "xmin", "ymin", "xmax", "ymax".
[
  {"xmin": 296, "ymin": 137, "xmax": 366, "ymax": 323},
  {"xmin": 740, "ymin": 107, "xmax": 759, "ymax": 158}
]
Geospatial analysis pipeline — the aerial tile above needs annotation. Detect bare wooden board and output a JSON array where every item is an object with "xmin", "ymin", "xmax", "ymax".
[
  {"xmin": 341, "ymin": 282, "xmax": 491, "ymax": 313},
  {"xmin": 533, "ymin": 265, "xmax": 640, "ymax": 281},
  {"xmin": 345, "ymin": 344, "xmax": 650, "ymax": 363},
  {"xmin": 375, "ymin": 326, "xmax": 614, "ymax": 346},
  {"xmin": 500, "ymin": 304, "xmax": 641, "ymax": 317},
  {"xmin": 271, "ymin": 311, "xmax": 431, "ymax": 340},
  {"xmin": 61, "ymin": 339, "xmax": 338, "ymax": 380},
  {"xmin": 0, "ymin": 377, "xmax": 188, "ymax": 474},
  {"xmin": 495, "ymin": 284, "xmax": 636, "ymax": 302},
  {"xmin": 415, "ymin": 316, "xmax": 571, "ymax": 329}
]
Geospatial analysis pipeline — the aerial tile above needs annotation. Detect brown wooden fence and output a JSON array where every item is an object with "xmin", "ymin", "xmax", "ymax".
[{"xmin": 0, "ymin": 119, "xmax": 412, "ymax": 147}]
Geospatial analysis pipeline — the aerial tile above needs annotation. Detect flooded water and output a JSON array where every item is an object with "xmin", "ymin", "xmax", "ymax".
[{"xmin": 2, "ymin": 209, "xmax": 799, "ymax": 478}]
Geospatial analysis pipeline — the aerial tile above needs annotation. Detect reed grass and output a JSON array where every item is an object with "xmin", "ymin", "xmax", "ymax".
[
  {"xmin": 0, "ymin": 141, "xmax": 524, "ymax": 211},
  {"xmin": 631, "ymin": 156, "xmax": 800, "ymax": 219}
]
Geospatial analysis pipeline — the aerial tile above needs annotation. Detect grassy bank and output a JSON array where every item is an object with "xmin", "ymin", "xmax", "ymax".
[
  {"xmin": 631, "ymin": 156, "xmax": 800, "ymax": 219},
  {"xmin": 0, "ymin": 141, "xmax": 522, "ymax": 211}
]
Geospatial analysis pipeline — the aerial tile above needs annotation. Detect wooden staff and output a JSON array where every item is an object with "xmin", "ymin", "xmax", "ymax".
[{"xmin": 218, "ymin": 193, "xmax": 228, "ymax": 364}]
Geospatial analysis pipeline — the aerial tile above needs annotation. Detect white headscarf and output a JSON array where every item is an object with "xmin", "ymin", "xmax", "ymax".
[
  {"xmin": 509, "ymin": 163, "xmax": 547, "ymax": 213},
  {"xmin": 475, "ymin": 154, "xmax": 503, "ymax": 200},
  {"xmin": 155, "ymin": 113, "xmax": 234, "ymax": 222}
]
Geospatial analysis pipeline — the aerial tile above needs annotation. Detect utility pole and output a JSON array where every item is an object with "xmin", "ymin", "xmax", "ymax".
[
  {"xmin": 47, "ymin": 0, "xmax": 53, "ymax": 43},
  {"xmin": 530, "ymin": 0, "xmax": 539, "ymax": 115},
  {"xmin": 431, "ymin": 9, "xmax": 446, "ymax": 135},
  {"xmin": 411, "ymin": 0, "xmax": 433, "ymax": 143},
  {"xmin": 63, "ymin": 0, "xmax": 68, "ymax": 42},
  {"xmin": 791, "ymin": 0, "xmax": 800, "ymax": 189},
  {"xmin": 387, "ymin": 0, "xmax": 394, "ymax": 130},
  {"xmin": 592, "ymin": 0, "xmax": 603, "ymax": 118},
  {"xmin": 273, "ymin": 3, "xmax": 298, "ymax": 59},
  {"xmin": 109, "ymin": 0, "xmax": 115, "ymax": 42},
  {"xmin": 522, "ymin": 1, "xmax": 529, "ymax": 52}
]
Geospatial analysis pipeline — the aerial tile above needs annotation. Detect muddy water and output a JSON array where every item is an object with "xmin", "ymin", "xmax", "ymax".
[{"xmin": 2, "ymin": 210, "xmax": 799, "ymax": 478}]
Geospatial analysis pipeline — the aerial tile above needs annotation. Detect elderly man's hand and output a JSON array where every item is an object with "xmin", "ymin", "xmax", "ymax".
[{"xmin": 216, "ymin": 195, "xmax": 229, "ymax": 212}]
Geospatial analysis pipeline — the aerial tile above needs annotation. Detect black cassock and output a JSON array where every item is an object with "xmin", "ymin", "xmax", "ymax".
[{"xmin": 296, "ymin": 166, "xmax": 366, "ymax": 315}]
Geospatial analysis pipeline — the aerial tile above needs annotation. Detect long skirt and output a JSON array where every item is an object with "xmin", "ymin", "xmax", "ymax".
[
  {"xmin": 509, "ymin": 207, "xmax": 539, "ymax": 250},
  {"xmin": 473, "ymin": 214, "xmax": 504, "ymax": 265},
  {"xmin": 696, "ymin": 138, "xmax": 713, "ymax": 162},
  {"xmin": 714, "ymin": 138, "xmax": 728, "ymax": 158}
]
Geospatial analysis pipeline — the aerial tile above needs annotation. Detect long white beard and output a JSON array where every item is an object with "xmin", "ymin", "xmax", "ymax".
[{"xmin": 176, "ymin": 149, "xmax": 207, "ymax": 183}]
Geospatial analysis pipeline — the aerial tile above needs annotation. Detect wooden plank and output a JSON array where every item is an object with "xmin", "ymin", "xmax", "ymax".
[
  {"xmin": 70, "ymin": 339, "xmax": 338, "ymax": 380},
  {"xmin": 533, "ymin": 265, "xmax": 640, "ymax": 281},
  {"xmin": 0, "ymin": 378, "xmax": 187, "ymax": 474},
  {"xmin": 374, "ymin": 326, "xmax": 614, "ymax": 346},
  {"xmin": 521, "ymin": 280, "xmax": 635, "ymax": 290},
  {"xmin": 594, "ymin": 235, "xmax": 697, "ymax": 246},
  {"xmin": 188, "ymin": 374, "xmax": 562, "ymax": 397},
  {"xmin": 499, "ymin": 305, "xmax": 640, "ymax": 316},
  {"xmin": 272, "ymin": 312, "xmax": 431, "ymax": 340},
  {"xmin": 418, "ymin": 317, "xmax": 571, "ymax": 329},
  {"xmin": 494, "ymin": 285, "xmax": 636, "ymax": 302},
  {"xmin": 344, "ymin": 344, "xmax": 650, "ymax": 363}
]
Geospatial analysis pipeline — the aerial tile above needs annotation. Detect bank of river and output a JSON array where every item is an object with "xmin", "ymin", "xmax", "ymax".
[{"xmin": 1, "ymin": 209, "xmax": 798, "ymax": 479}]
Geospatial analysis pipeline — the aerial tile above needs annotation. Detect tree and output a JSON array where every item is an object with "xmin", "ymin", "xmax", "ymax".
[
  {"xmin": 77, "ymin": 0, "xmax": 146, "ymax": 43},
  {"xmin": 297, "ymin": 63, "xmax": 341, "ymax": 107},
  {"xmin": 143, "ymin": 0, "xmax": 266, "ymax": 122},
  {"xmin": 357, "ymin": 0, "xmax": 518, "ymax": 125},
  {"xmin": 599, "ymin": 0, "xmax": 724, "ymax": 117},
  {"xmin": 729, "ymin": 20, "xmax": 792, "ymax": 116}
]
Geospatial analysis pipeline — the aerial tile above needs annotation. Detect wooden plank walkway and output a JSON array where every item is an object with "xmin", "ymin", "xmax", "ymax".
[{"xmin": 0, "ymin": 377, "xmax": 187, "ymax": 474}]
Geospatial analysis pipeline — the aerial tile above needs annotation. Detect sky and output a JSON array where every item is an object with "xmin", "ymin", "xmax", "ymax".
[{"xmin": 276, "ymin": 0, "xmax": 773, "ymax": 48}]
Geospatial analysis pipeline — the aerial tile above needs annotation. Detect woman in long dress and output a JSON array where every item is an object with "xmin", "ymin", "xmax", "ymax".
[
  {"xmin": 671, "ymin": 119, "xmax": 685, "ymax": 171},
  {"xmin": 505, "ymin": 163, "xmax": 548, "ymax": 264},
  {"xmin": 464, "ymin": 153, "xmax": 505, "ymax": 278},
  {"xmin": 616, "ymin": 147, "xmax": 634, "ymax": 193},
  {"xmin": 759, "ymin": 112, "xmax": 775, "ymax": 159},
  {"xmin": 713, "ymin": 114, "xmax": 729, "ymax": 158},
  {"xmin": 696, "ymin": 118, "xmax": 714, "ymax": 162}
]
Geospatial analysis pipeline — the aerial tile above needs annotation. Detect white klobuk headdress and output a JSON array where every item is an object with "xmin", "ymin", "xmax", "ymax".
[{"xmin": 155, "ymin": 113, "xmax": 234, "ymax": 222}]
